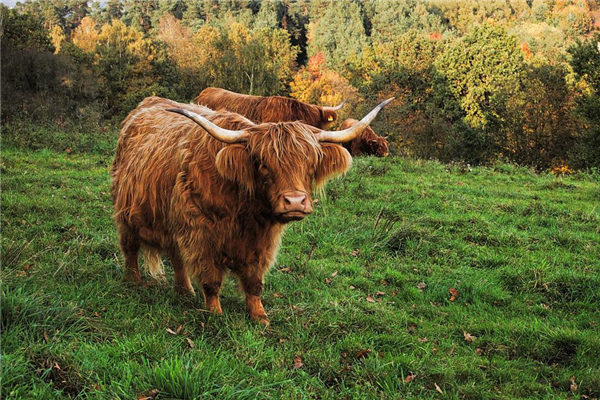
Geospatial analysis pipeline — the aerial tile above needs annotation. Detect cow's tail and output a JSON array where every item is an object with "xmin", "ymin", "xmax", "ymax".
[{"xmin": 142, "ymin": 247, "xmax": 165, "ymax": 280}]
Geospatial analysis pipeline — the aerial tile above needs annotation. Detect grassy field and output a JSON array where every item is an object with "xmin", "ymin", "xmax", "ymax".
[{"xmin": 2, "ymin": 144, "xmax": 599, "ymax": 399}]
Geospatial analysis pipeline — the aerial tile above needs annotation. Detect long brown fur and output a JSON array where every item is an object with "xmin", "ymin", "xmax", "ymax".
[
  {"xmin": 111, "ymin": 96, "xmax": 351, "ymax": 324},
  {"xmin": 340, "ymin": 118, "xmax": 390, "ymax": 157},
  {"xmin": 194, "ymin": 87, "xmax": 339, "ymax": 129}
]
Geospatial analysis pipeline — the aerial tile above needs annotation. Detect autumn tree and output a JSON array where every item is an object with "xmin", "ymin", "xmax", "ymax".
[
  {"xmin": 159, "ymin": 14, "xmax": 297, "ymax": 99},
  {"xmin": 290, "ymin": 52, "xmax": 361, "ymax": 125}
]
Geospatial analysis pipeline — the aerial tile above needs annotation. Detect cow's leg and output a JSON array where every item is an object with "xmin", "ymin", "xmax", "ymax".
[
  {"xmin": 237, "ymin": 268, "xmax": 268, "ymax": 325},
  {"xmin": 200, "ymin": 264, "xmax": 225, "ymax": 314},
  {"xmin": 169, "ymin": 249, "xmax": 195, "ymax": 296},
  {"xmin": 118, "ymin": 224, "xmax": 141, "ymax": 284}
]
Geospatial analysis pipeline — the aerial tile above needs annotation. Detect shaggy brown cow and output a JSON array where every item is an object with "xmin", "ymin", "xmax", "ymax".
[
  {"xmin": 194, "ymin": 87, "xmax": 345, "ymax": 130},
  {"xmin": 340, "ymin": 118, "xmax": 390, "ymax": 157},
  {"xmin": 111, "ymin": 96, "xmax": 393, "ymax": 324}
]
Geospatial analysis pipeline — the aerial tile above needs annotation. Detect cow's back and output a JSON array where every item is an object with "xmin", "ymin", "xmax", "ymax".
[
  {"xmin": 111, "ymin": 97, "xmax": 255, "ymax": 229},
  {"xmin": 195, "ymin": 87, "xmax": 264, "ymax": 122}
]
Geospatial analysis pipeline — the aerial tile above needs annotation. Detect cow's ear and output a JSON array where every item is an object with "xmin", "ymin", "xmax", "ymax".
[
  {"xmin": 315, "ymin": 144, "xmax": 352, "ymax": 189},
  {"xmin": 215, "ymin": 145, "xmax": 255, "ymax": 193}
]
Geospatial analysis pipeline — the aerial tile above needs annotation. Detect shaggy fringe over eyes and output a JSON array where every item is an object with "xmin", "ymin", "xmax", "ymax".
[{"xmin": 248, "ymin": 122, "xmax": 323, "ymax": 176}]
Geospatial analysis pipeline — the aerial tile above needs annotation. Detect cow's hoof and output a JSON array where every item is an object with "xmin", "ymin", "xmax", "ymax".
[
  {"xmin": 175, "ymin": 285, "xmax": 196, "ymax": 297},
  {"xmin": 123, "ymin": 274, "xmax": 144, "ymax": 286},
  {"xmin": 206, "ymin": 298, "xmax": 223, "ymax": 314},
  {"xmin": 251, "ymin": 314, "xmax": 270, "ymax": 326}
]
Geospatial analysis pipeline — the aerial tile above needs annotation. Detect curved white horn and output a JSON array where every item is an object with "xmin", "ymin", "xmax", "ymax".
[
  {"xmin": 167, "ymin": 108, "xmax": 249, "ymax": 144},
  {"xmin": 323, "ymin": 100, "xmax": 346, "ymax": 112},
  {"xmin": 316, "ymin": 97, "xmax": 394, "ymax": 143}
]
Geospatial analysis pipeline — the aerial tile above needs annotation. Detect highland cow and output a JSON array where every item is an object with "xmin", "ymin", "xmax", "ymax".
[
  {"xmin": 194, "ymin": 87, "xmax": 345, "ymax": 130},
  {"xmin": 111, "ymin": 96, "xmax": 393, "ymax": 324},
  {"xmin": 340, "ymin": 118, "xmax": 390, "ymax": 157}
]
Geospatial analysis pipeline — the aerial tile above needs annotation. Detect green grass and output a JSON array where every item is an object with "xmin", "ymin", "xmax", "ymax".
[{"xmin": 2, "ymin": 146, "xmax": 599, "ymax": 399}]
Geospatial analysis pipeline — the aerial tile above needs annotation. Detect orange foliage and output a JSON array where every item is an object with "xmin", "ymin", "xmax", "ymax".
[{"xmin": 290, "ymin": 53, "xmax": 361, "ymax": 122}]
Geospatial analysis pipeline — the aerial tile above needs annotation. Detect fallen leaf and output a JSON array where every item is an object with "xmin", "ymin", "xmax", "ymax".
[
  {"xmin": 176, "ymin": 325, "xmax": 183, "ymax": 334},
  {"xmin": 434, "ymin": 382, "xmax": 443, "ymax": 394},
  {"xmin": 475, "ymin": 347, "xmax": 483, "ymax": 355},
  {"xmin": 376, "ymin": 290, "xmax": 386, "ymax": 297},
  {"xmin": 380, "ymin": 279, "xmax": 388, "ymax": 286},
  {"xmin": 350, "ymin": 249, "xmax": 360, "ymax": 257},
  {"xmin": 331, "ymin": 270, "xmax": 338, "ymax": 278},
  {"xmin": 293, "ymin": 356, "xmax": 303, "ymax": 369},
  {"xmin": 432, "ymin": 347, "xmax": 438, "ymax": 355},
  {"xmin": 418, "ymin": 337, "xmax": 429, "ymax": 343},
  {"xmin": 279, "ymin": 267, "xmax": 292, "ymax": 273},
  {"xmin": 186, "ymin": 338, "xmax": 194, "ymax": 348},
  {"xmin": 404, "ymin": 372, "xmax": 416, "ymax": 383},
  {"xmin": 355, "ymin": 349, "xmax": 371, "ymax": 359},
  {"xmin": 65, "ymin": 147, "xmax": 72, "ymax": 154},
  {"xmin": 463, "ymin": 331, "xmax": 477, "ymax": 343},
  {"xmin": 166, "ymin": 328, "xmax": 177, "ymax": 335},
  {"xmin": 325, "ymin": 278, "xmax": 332, "ymax": 284},
  {"xmin": 43, "ymin": 330, "xmax": 49, "ymax": 343},
  {"xmin": 341, "ymin": 351, "xmax": 348, "ymax": 358},
  {"xmin": 273, "ymin": 292, "xmax": 284, "ymax": 298},
  {"xmin": 449, "ymin": 287, "xmax": 459, "ymax": 301},
  {"xmin": 391, "ymin": 290, "xmax": 398, "ymax": 296},
  {"xmin": 408, "ymin": 323, "xmax": 417, "ymax": 332},
  {"xmin": 366, "ymin": 295, "xmax": 376, "ymax": 303},
  {"xmin": 349, "ymin": 285, "xmax": 356, "ymax": 290},
  {"xmin": 53, "ymin": 362, "xmax": 61, "ymax": 370},
  {"xmin": 24, "ymin": 264, "xmax": 31, "ymax": 272},
  {"xmin": 137, "ymin": 389, "xmax": 159, "ymax": 400},
  {"xmin": 570, "ymin": 376, "xmax": 578, "ymax": 392},
  {"xmin": 92, "ymin": 312, "xmax": 101, "ymax": 318}
]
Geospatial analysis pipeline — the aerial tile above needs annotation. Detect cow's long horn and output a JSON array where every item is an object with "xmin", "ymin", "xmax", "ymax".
[
  {"xmin": 323, "ymin": 100, "xmax": 346, "ymax": 112},
  {"xmin": 167, "ymin": 108, "xmax": 249, "ymax": 143},
  {"xmin": 316, "ymin": 97, "xmax": 394, "ymax": 143}
]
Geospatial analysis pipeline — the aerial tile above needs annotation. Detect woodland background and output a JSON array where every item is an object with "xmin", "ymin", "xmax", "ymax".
[{"xmin": 2, "ymin": 0, "xmax": 600, "ymax": 170}]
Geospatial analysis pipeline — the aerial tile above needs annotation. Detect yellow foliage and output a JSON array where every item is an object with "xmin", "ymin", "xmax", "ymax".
[
  {"xmin": 49, "ymin": 25, "xmax": 65, "ymax": 54},
  {"xmin": 290, "ymin": 53, "xmax": 362, "ymax": 125},
  {"xmin": 551, "ymin": 164, "xmax": 574, "ymax": 175},
  {"xmin": 72, "ymin": 16, "xmax": 99, "ymax": 53}
]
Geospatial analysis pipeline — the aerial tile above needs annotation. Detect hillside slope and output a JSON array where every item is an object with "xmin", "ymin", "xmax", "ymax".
[{"xmin": 2, "ymin": 148, "xmax": 599, "ymax": 399}]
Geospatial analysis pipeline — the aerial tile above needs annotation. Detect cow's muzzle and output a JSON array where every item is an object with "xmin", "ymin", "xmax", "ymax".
[{"xmin": 276, "ymin": 191, "xmax": 313, "ymax": 221}]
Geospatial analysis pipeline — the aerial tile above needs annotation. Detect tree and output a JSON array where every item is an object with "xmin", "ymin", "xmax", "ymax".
[
  {"xmin": 290, "ymin": 52, "xmax": 361, "ymax": 124},
  {"xmin": 71, "ymin": 16, "xmax": 99, "ymax": 53},
  {"xmin": 568, "ymin": 34, "xmax": 600, "ymax": 168},
  {"xmin": 503, "ymin": 61, "xmax": 581, "ymax": 168},
  {"xmin": 158, "ymin": 15, "xmax": 297, "ymax": 98},
  {"xmin": 436, "ymin": 24, "xmax": 525, "ymax": 130},
  {"xmin": 254, "ymin": 0, "xmax": 282, "ymax": 30},
  {"xmin": 369, "ymin": 0, "xmax": 448, "ymax": 43},
  {"xmin": 91, "ymin": 19, "xmax": 157, "ymax": 115},
  {"xmin": 306, "ymin": 0, "xmax": 368, "ymax": 73},
  {"xmin": 1, "ymin": 5, "xmax": 54, "ymax": 51}
]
